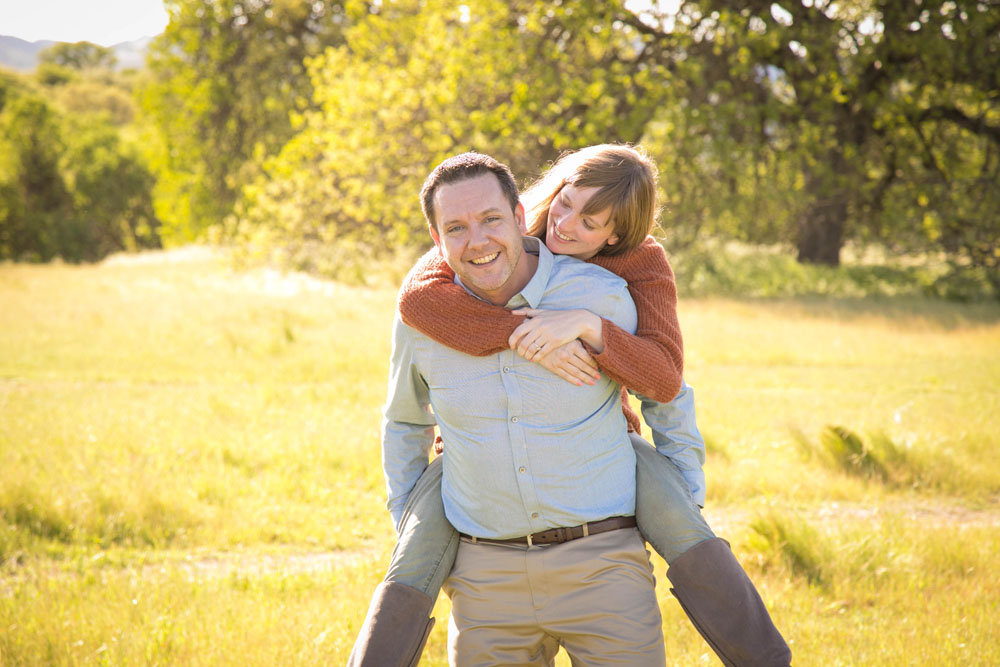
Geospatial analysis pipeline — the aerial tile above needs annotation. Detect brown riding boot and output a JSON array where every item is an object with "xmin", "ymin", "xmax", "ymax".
[
  {"xmin": 668, "ymin": 538, "xmax": 791, "ymax": 666},
  {"xmin": 347, "ymin": 581, "xmax": 436, "ymax": 667}
]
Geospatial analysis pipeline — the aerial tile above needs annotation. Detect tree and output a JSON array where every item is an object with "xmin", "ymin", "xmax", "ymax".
[
  {"xmin": 0, "ymin": 85, "xmax": 160, "ymax": 262},
  {"xmin": 618, "ymin": 0, "xmax": 1000, "ymax": 266},
  {"xmin": 226, "ymin": 0, "xmax": 997, "ymax": 287},
  {"xmin": 60, "ymin": 118, "xmax": 161, "ymax": 258},
  {"xmin": 0, "ymin": 95, "xmax": 73, "ymax": 261},
  {"xmin": 39, "ymin": 41, "xmax": 117, "ymax": 70},
  {"xmin": 236, "ymin": 0, "xmax": 683, "ymax": 271},
  {"xmin": 140, "ymin": 0, "xmax": 353, "ymax": 243}
]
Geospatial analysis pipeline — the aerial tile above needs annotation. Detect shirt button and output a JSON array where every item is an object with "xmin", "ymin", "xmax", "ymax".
[
  {"xmin": 531, "ymin": 512, "xmax": 539, "ymax": 519},
  {"xmin": 503, "ymin": 367, "xmax": 510, "ymax": 373},
  {"xmin": 511, "ymin": 416, "xmax": 519, "ymax": 423},
  {"xmin": 519, "ymin": 466, "xmax": 526, "ymax": 473}
]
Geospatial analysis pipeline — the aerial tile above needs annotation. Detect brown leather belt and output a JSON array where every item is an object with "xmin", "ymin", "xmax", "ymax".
[{"xmin": 461, "ymin": 516, "xmax": 637, "ymax": 547}]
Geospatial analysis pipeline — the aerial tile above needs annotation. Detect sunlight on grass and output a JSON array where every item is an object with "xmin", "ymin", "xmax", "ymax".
[
  {"xmin": 738, "ymin": 511, "xmax": 1000, "ymax": 665},
  {"xmin": 677, "ymin": 297, "xmax": 1000, "ymax": 507},
  {"xmin": 1, "ymin": 249, "xmax": 998, "ymax": 665}
]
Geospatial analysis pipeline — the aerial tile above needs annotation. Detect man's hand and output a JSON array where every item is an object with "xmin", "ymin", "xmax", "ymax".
[
  {"xmin": 509, "ymin": 308, "xmax": 605, "ymax": 360},
  {"xmin": 525, "ymin": 340, "xmax": 600, "ymax": 386}
]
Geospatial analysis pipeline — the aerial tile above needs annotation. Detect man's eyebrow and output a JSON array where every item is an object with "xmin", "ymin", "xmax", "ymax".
[{"xmin": 442, "ymin": 207, "xmax": 505, "ymax": 226}]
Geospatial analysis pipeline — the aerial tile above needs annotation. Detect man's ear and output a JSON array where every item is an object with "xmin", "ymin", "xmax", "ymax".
[
  {"xmin": 515, "ymin": 202, "xmax": 527, "ymax": 234},
  {"xmin": 428, "ymin": 223, "xmax": 442, "ymax": 251}
]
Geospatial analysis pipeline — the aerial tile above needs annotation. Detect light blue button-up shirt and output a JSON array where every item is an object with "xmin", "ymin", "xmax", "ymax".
[{"xmin": 382, "ymin": 237, "xmax": 639, "ymax": 539}]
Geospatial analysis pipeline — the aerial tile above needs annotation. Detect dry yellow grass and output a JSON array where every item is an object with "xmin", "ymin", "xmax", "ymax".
[{"xmin": 1, "ymin": 248, "xmax": 998, "ymax": 665}]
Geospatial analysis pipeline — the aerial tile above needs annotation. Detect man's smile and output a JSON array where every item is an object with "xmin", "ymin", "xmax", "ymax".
[{"xmin": 470, "ymin": 252, "xmax": 500, "ymax": 265}]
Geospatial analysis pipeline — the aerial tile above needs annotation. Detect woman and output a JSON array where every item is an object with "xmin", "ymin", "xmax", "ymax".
[{"xmin": 349, "ymin": 145, "xmax": 790, "ymax": 667}]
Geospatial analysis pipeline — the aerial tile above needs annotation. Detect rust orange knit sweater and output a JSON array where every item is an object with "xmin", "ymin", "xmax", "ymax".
[{"xmin": 397, "ymin": 235, "xmax": 685, "ymax": 434}]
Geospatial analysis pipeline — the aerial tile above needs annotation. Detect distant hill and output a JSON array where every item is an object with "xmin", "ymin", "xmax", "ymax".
[
  {"xmin": 0, "ymin": 35, "xmax": 154, "ymax": 72},
  {"xmin": 112, "ymin": 36, "xmax": 154, "ymax": 70},
  {"xmin": 0, "ymin": 36, "xmax": 56, "ymax": 71}
]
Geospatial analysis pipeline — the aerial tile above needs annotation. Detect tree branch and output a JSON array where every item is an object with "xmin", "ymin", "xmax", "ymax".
[{"xmin": 918, "ymin": 105, "xmax": 1000, "ymax": 145}]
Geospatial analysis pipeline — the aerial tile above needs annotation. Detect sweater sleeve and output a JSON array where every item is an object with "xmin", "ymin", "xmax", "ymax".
[
  {"xmin": 587, "ymin": 236, "xmax": 684, "ymax": 403},
  {"xmin": 396, "ymin": 248, "xmax": 523, "ymax": 357}
]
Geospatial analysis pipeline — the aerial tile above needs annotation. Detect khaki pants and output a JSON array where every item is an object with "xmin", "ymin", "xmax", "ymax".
[{"xmin": 443, "ymin": 527, "xmax": 665, "ymax": 666}]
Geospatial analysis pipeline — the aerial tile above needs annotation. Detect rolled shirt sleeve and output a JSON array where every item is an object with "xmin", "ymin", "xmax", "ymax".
[{"xmin": 631, "ymin": 380, "xmax": 707, "ymax": 507}]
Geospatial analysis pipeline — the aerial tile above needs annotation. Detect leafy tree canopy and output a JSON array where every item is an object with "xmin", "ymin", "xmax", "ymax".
[
  {"xmin": 0, "ymin": 80, "xmax": 159, "ymax": 261},
  {"xmin": 39, "ymin": 41, "xmax": 117, "ymax": 70},
  {"xmin": 141, "ymin": 0, "xmax": 998, "ymax": 293},
  {"xmin": 140, "ymin": 0, "xmax": 355, "ymax": 243}
]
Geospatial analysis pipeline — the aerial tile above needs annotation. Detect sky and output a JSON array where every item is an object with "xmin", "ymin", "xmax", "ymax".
[{"xmin": 0, "ymin": 0, "xmax": 169, "ymax": 46}]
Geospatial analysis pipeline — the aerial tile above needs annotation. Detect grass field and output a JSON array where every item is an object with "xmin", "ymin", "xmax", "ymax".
[{"xmin": 1, "ymin": 248, "xmax": 998, "ymax": 665}]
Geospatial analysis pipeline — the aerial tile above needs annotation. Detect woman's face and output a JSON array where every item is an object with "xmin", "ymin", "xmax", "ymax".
[{"xmin": 544, "ymin": 183, "xmax": 618, "ymax": 260}]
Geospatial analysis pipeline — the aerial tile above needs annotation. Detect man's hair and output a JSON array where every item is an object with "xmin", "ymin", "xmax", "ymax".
[{"xmin": 420, "ymin": 152, "xmax": 520, "ymax": 229}]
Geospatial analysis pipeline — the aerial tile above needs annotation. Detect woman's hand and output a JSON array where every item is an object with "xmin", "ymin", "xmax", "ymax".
[
  {"xmin": 509, "ymin": 308, "xmax": 605, "ymax": 361},
  {"xmin": 528, "ymin": 340, "xmax": 601, "ymax": 386}
]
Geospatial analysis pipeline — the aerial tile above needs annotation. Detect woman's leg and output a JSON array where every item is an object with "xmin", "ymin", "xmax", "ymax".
[
  {"xmin": 384, "ymin": 455, "xmax": 460, "ymax": 596},
  {"xmin": 631, "ymin": 434, "xmax": 791, "ymax": 666},
  {"xmin": 631, "ymin": 433, "xmax": 715, "ymax": 562},
  {"xmin": 348, "ymin": 456, "xmax": 459, "ymax": 667}
]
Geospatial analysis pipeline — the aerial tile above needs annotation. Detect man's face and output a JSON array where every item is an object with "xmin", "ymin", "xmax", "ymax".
[{"xmin": 429, "ymin": 173, "xmax": 530, "ymax": 305}]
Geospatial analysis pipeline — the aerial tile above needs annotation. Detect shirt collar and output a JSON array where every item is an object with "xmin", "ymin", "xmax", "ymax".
[{"xmin": 510, "ymin": 236, "xmax": 552, "ymax": 309}]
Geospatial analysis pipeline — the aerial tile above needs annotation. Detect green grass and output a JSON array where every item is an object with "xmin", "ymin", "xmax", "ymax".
[
  {"xmin": 1, "ymin": 247, "xmax": 999, "ymax": 665},
  {"xmin": 668, "ymin": 240, "xmax": 997, "ymax": 302}
]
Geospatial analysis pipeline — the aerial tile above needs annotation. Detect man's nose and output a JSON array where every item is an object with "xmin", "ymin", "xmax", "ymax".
[{"xmin": 468, "ymin": 223, "xmax": 489, "ymax": 247}]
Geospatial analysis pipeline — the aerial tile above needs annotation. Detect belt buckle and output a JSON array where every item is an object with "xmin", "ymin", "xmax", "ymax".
[{"xmin": 526, "ymin": 533, "xmax": 533, "ymax": 547}]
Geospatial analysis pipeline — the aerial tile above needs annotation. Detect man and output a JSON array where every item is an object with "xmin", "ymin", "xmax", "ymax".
[{"xmin": 380, "ymin": 152, "xmax": 666, "ymax": 664}]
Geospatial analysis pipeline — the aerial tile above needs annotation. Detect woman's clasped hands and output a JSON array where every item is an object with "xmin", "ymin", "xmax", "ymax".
[{"xmin": 508, "ymin": 307, "xmax": 605, "ymax": 387}]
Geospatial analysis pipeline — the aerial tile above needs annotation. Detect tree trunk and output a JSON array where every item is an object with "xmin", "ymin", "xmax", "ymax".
[
  {"xmin": 793, "ymin": 100, "xmax": 858, "ymax": 265},
  {"xmin": 796, "ymin": 184, "xmax": 847, "ymax": 266}
]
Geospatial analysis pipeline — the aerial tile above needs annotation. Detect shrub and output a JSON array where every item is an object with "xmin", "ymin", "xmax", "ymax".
[{"xmin": 747, "ymin": 510, "xmax": 831, "ymax": 586}]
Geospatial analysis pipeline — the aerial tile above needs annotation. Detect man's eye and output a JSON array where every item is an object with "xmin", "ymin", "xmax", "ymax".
[
  {"xmin": 447, "ymin": 225, "xmax": 465, "ymax": 234},
  {"xmin": 485, "ymin": 216, "xmax": 501, "ymax": 224}
]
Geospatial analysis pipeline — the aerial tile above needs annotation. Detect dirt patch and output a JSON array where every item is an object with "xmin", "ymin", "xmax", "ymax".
[
  {"xmin": 0, "ymin": 547, "xmax": 376, "ymax": 597},
  {"xmin": 702, "ymin": 499, "xmax": 1000, "ymax": 537},
  {"xmin": 139, "ymin": 549, "xmax": 375, "ymax": 580}
]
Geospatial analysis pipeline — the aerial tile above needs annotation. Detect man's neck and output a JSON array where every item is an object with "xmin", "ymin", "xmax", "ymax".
[{"xmin": 477, "ymin": 251, "xmax": 539, "ymax": 306}]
